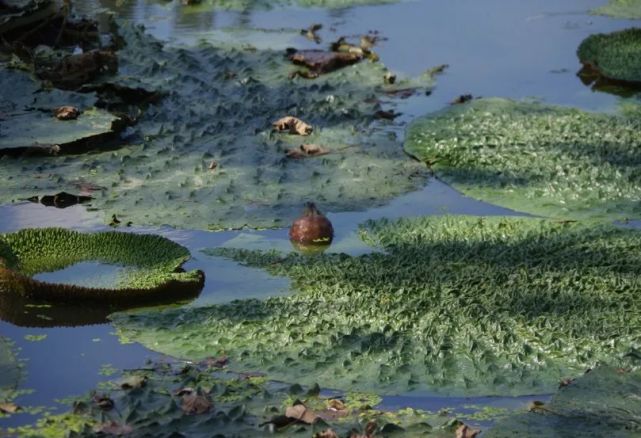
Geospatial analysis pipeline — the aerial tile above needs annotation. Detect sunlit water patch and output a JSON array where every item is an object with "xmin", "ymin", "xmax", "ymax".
[{"xmin": 32, "ymin": 262, "xmax": 126, "ymax": 290}]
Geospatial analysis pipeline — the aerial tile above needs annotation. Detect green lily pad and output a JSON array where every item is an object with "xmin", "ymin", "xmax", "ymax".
[
  {"xmin": 577, "ymin": 28, "xmax": 641, "ymax": 84},
  {"xmin": 592, "ymin": 0, "xmax": 641, "ymax": 19},
  {"xmin": 487, "ymin": 367, "xmax": 641, "ymax": 437},
  {"xmin": 0, "ymin": 228, "xmax": 204, "ymax": 304},
  {"xmin": 0, "ymin": 67, "xmax": 119, "ymax": 153},
  {"xmin": 114, "ymin": 216, "xmax": 641, "ymax": 396},
  {"xmin": 0, "ymin": 23, "xmax": 430, "ymax": 230},
  {"xmin": 404, "ymin": 98, "xmax": 641, "ymax": 220},
  {"xmin": 10, "ymin": 360, "xmax": 459, "ymax": 437}
]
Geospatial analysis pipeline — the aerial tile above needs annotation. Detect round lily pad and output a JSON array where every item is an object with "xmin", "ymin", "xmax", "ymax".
[
  {"xmin": 404, "ymin": 98, "xmax": 641, "ymax": 220},
  {"xmin": 578, "ymin": 28, "xmax": 641, "ymax": 84},
  {"xmin": 592, "ymin": 0, "xmax": 641, "ymax": 19},
  {"xmin": 487, "ymin": 367, "xmax": 641, "ymax": 437},
  {"xmin": 0, "ymin": 228, "xmax": 204, "ymax": 304},
  {"xmin": 0, "ymin": 23, "xmax": 431, "ymax": 230},
  {"xmin": 113, "ymin": 216, "xmax": 641, "ymax": 396}
]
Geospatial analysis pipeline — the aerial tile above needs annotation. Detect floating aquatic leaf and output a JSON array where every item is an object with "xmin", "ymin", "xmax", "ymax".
[
  {"xmin": 592, "ymin": 0, "xmax": 641, "ymax": 19},
  {"xmin": 113, "ymin": 216, "xmax": 641, "ymax": 396},
  {"xmin": 12, "ymin": 360, "xmax": 457, "ymax": 437},
  {"xmin": 0, "ymin": 23, "xmax": 430, "ymax": 230},
  {"xmin": 487, "ymin": 367, "xmax": 641, "ymax": 437},
  {"xmin": 577, "ymin": 28, "xmax": 641, "ymax": 84},
  {"xmin": 0, "ymin": 228, "xmax": 204, "ymax": 305},
  {"xmin": 405, "ymin": 98, "xmax": 641, "ymax": 220}
]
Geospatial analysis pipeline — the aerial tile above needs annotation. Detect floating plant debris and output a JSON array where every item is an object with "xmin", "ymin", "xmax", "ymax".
[{"xmin": 405, "ymin": 98, "xmax": 641, "ymax": 220}]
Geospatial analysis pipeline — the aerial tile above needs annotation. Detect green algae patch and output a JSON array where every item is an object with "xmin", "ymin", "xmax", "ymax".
[
  {"xmin": 0, "ymin": 23, "xmax": 429, "ymax": 230},
  {"xmin": 0, "ymin": 228, "xmax": 204, "ymax": 304},
  {"xmin": 405, "ymin": 98, "xmax": 641, "ymax": 220},
  {"xmin": 487, "ymin": 367, "xmax": 641, "ymax": 437},
  {"xmin": 0, "ymin": 67, "xmax": 120, "ymax": 154},
  {"xmin": 11, "ymin": 360, "xmax": 464, "ymax": 437},
  {"xmin": 114, "ymin": 216, "xmax": 641, "ymax": 396},
  {"xmin": 577, "ymin": 28, "xmax": 641, "ymax": 84},
  {"xmin": 593, "ymin": 0, "xmax": 641, "ymax": 19}
]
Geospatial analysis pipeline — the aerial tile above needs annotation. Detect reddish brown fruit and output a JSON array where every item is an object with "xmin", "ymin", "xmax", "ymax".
[{"xmin": 289, "ymin": 203, "xmax": 334, "ymax": 246}]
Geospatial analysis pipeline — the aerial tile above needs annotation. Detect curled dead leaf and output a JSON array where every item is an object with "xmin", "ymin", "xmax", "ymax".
[
  {"xmin": 559, "ymin": 378, "xmax": 574, "ymax": 388},
  {"xmin": 289, "ymin": 50, "xmax": 361, "ymax": 75},
  {"xmin": 54, "ymin": 106, "xmax": 80, "ymax": 120},
  {"xmin": 302, "ymin": 23, "xmax": 322, "ymax": 43},
  {"xmin": 315, "ymin": 429, "xmax": 339, "ymax": 438},
  {"xmin": 273, "ymin": 116, "xmax": 313, "ymax": 135},
  {"xmin": 175, "ymin": 387, "xmax": 196, "ymax": 397},
  {"xmin": 286, "ymin": 143, "xmax": 330, "ymax": 159},
  {"xmin": 456, "ymin": 424, "xmax": 480, "ymax": 438},
  {"xmin": 208, "ymin": 160, "xmax": 218, "ymax": 171},
  {"xmin": 450, "ymin": 94, "xmax": 473, "ymax": 105},
  {"xmin": 327, "ymin": 399, "xmax": 346, "ymax": 411},
  {"xmin": 92, "ymin": 394, "xmax": 114, "ymax": 411},
  {"xmin": 119, "ymin": 375, "xmax": 147, "ymax": 390},
  {"xmin": 528, "ymin": 400, "xmax": 546, "ymax": 412},
  {"xmin": 181, "ymin": 393, "xmax": 212, "ymax": 415},
  {"xmin": 374, "ymin": 110, "xmax": 400, "ymax": 120},
  {"xmin": 383, "ymin": 71, "xmax": 396, "ymax": 84},
  {"xmin": 0, "ymin": 402, "xmax": 20, "ymax": 414},
  {"xmin": 285, "ymin": 403, "xmax": 319, "ymax": 425},
  {"xmin": 93, "ymin": 421, "xmax": 133, "ymax": 436},
  {"xmin": 199, "ymin": 355, "xmax": 228, "ymax": 368}
]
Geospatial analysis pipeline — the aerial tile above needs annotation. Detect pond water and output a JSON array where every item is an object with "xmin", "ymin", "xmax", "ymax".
[
  {"xmin": 33, "ymin": 261, "xmax": 126, "ymax": 289},
  {"xmin": 1, "ymin": 0, "xmax": 639, "ymax": 433}
]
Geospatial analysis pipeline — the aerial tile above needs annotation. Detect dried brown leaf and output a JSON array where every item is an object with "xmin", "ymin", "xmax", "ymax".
[
  {"xmin": 92, "ymin": 394, "xmax": 114, "ymax": 411},
  {"xmin": 456, "ymin": 424, "xmax": 480, "ymax": 438},
  {"xmin": 0, "ymin": 402, "xmax": 20, "ymax": 414},
  {"xmin": 199, "ymin": 356, "xmax": 228, "ymax": 368},
  {"xmin": 289, "ymin": 50, "xmax": 361, "ymax": 74},
  {"xmin": 181, "ymin": 393, "xmax": 212, "ymax": 415},
  {"xmin": 54, "ymin": 106, "xmax": 80, "ymax": 120},
  {"xmin": 273, "ymin": 116, "xmax": 313, "ymax": 135},
  {"xmin": 119, "ymin": 375, "xmax": 147, "ymax": 390},
  {"xmin": 93, "ymin": 421, "xmax": 133, "ymax": 436},
  {"xmin": 285, "ymin": 404, "xmax": 319, "ymax": 425},
  {"xmin": 315, "ymin": 429, "xmax": 339, "ymax": 438},
  {"xmin": 286, "ymin": 143, "xmax": 330, "ymax": 159}
]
